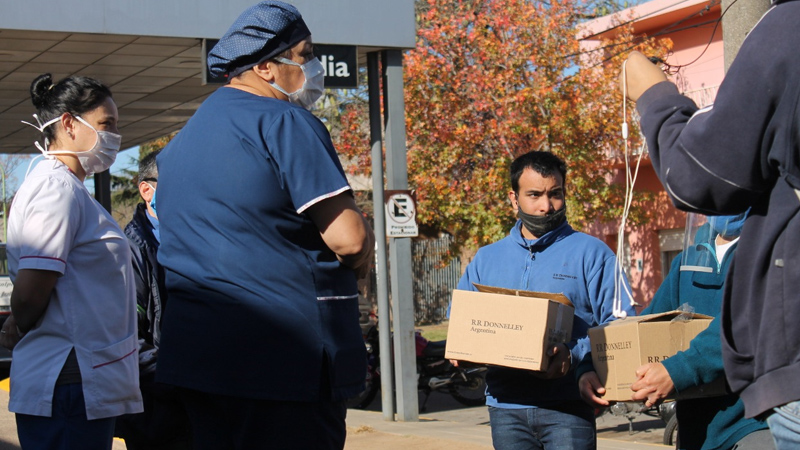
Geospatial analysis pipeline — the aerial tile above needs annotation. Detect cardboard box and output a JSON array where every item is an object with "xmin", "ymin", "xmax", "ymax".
[
  {"xmin": 588, "ymin": 310, "xmax": 724, "ymax": 402},
  {"xmin": 444, "ymin": 284, "xmax": 575, "ymax": 371}
]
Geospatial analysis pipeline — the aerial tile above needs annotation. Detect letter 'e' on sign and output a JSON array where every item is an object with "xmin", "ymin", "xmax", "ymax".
[
  {"xmin": 385, "ymin": 190, "xmax": 418, "ymax": 238},
  {"xmin": 314, "ymin": 44, "xmax": 358, "ymax": 89}
]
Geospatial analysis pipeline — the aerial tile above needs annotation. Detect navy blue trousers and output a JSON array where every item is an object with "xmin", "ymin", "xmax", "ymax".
[{"xmin": 16, "ymin": 383, "xmax": 116, "ymax": 450}]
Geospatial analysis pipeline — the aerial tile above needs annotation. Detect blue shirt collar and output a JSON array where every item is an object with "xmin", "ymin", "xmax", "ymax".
[{"xmin": 146, "ymin": 211, "xmax": 160, "ymax": 244}]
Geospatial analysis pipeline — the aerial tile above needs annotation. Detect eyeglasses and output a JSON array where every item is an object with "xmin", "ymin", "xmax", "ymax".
[{"xmin": 142, "ymin": 178, "xmax": 158, "ymax": 182}]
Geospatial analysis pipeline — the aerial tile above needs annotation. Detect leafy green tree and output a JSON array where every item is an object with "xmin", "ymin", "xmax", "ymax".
[
  {"xmin": 111, "ymin": 132, "xmax": 176, "ymax": 225},
  {"xmin": 0, "ymin": 155, "xmax": 28, "ymax": 242}
]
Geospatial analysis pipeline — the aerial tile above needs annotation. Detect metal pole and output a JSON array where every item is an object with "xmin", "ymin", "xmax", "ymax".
[
  {"xmin": 367, "ymin": 51, "xmax": 395, "ymax": 421},
  {"xmin": 382, "ymin": 49, "xmax": 419, "ymax": 422},
  {"xmin": 1, "ymin": 164, "xmax": 6, "ymax": 242},
  {"xmin": 94, "ymin": 170, "xmax": 112, "ymax": 213},
  {"xmin": 1, "ymin": 166, "xmax": 5, "ymax": 242}
]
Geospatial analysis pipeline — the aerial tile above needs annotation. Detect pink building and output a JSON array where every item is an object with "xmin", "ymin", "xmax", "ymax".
[{"xmin": 580, "ymin": 0, "xmax": 724, "ymax": 310}]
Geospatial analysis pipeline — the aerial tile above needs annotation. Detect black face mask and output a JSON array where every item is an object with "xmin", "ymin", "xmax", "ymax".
[{"xmin": 517, "ymin": 203, "xmax": 567, "ymax": 238}]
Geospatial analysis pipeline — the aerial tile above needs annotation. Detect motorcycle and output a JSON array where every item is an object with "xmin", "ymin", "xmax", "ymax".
[
  {"xmin": 595, "ymin": 401, "xmax": 678, "ymax": 447},
  {"xmin": 347, "ymin": 324, "xmax": 488, "ymax": 411}
]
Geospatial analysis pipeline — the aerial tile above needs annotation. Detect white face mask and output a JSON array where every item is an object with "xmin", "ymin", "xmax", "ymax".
[
  {"xmin": 26, "ymin": 114, "xmax": 122, "ymax": 177},
  {"xmin": 269, "ymin": 57, "xmax": 325, "ymax": 110}
]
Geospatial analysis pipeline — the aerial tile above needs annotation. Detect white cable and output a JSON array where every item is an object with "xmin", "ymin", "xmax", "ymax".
[{"xmin": 612, "ymin": 60, "xmax": 644, "ymax": 319}]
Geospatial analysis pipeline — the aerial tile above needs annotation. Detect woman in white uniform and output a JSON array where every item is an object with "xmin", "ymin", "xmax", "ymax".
[{"xmin": 0, "ymin": 73, "xmax": 142, "ymax": 450}]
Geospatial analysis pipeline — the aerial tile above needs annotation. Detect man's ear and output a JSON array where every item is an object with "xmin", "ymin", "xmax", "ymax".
[
  {"xmin": 508, "ymin": 190, "xmax": 518, "ymax": 212},
  {"xmin": 138, "ymin": 181, "xmax": 154, "ymax": 202}
]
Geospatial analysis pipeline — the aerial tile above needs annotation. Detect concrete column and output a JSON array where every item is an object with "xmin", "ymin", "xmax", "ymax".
[{"xmin": 721, "ymin": 0, "xmax": 771, "ymax": 72}]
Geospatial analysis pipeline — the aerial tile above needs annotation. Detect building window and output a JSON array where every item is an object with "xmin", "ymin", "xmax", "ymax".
[{"xmin": 658, "ymin": 228, "xmax": 685, "ymax": 281}]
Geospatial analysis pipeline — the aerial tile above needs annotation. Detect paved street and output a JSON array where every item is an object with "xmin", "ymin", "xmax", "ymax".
[
  {"xmin": 345, "ymin": 387, "xmax": 671, "ymax": 449},
  {"xmin": 0, "ymin": 373, "xmax": 670, "ymax": 450}
]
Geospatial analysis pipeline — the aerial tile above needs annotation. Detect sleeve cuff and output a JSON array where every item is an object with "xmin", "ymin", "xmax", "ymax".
[
  {"xmin": 636, "ymin": 81, "xmax": 681, "ymax": 117},
  {"xmin": 574, "ymin": 355, "xmax": 595, "ymax": 381},
  {"xmin": 17, "ymin": 255, "xmax": 66, "ymax": 274},
  {"xmin": 661, "ymin": 353, "xmax": 694, "ymax": 392},
  {"xmin": 296, "ymin": 185, "xmax": 352, "ymax": 214}
]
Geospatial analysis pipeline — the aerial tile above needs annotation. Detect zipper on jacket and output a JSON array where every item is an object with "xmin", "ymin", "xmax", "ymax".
[{"xmin": 522, "ymin": 246, "xmax": 535, "ymax": 290}]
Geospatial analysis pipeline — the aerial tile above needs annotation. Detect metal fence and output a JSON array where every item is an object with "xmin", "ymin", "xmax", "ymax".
[{"xmin": 411, "ymin": 234, "xmax": 461, "ymax": 325}]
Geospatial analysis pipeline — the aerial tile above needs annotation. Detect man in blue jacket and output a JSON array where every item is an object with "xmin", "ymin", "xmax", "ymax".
[
  {"xmin": 457, "ymin": 151, "xmax": 635, "ymax": 449},
  {"xmin": 621, "ymin": 1, "xmax": 800, "ymax": 447},
  {"xmin": 631, "ymin": 212, "xmax": 772, "ymax": 450}
]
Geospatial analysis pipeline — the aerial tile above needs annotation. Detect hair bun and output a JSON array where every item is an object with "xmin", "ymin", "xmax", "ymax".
[{"xmin": 30, "ymin": 73, "xmax": 54, "ymax": 109}]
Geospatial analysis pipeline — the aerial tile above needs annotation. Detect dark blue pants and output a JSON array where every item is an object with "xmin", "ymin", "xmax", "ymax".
[
  {"xmin": 114, "ymin": 374, "xmax": 192, "ymax": 450},
  {"xmin": 16, "ymin": 383, "xmax": 116, "ymax": 450},
  {"xmin": 178, "ymin": 388, "xmax": 348, "ymax": 450},
  {"xmin": 489, "ymin": 402, "xmax": 596, "ymax": 450}
]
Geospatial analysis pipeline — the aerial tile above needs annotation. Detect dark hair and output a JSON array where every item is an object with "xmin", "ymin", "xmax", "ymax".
[
  {"xmin": 30, "ymin": 73, "xmax": 113, "ymax": 144},
  {"xmin": 510, "ymin": 151, "xmax": 567, "ymax": 193},
  {"xmin": 138, "ymin": 150, "xmax": 160, "ymax": 184}
]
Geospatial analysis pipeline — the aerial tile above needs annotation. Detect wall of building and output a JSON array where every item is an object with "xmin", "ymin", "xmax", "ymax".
[{"xmin": 580, "ymin": 0, "xmax": 725, "ymax": 306}]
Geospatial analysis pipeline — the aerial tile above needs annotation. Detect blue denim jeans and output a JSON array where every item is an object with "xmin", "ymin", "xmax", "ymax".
[
  {"xmin": 16, "ymin": 383, "xmax": 116, "ymax": 450},
  {"xmin": 488, "ymin": 403, "xmax": 596, "ymax": 450},
  {"xmin": 767, "ymin": 401, "xmax": 800, "ymax": 450}
]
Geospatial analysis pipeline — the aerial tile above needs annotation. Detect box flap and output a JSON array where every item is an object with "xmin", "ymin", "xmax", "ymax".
[
  {"xmin": 472, "ymin": 283, "xmax": 574, "ymax": 308},
  {"xmin": 636, "ymin": 310, "xmax": 713, "ymax": 322},
  {"xmin": 597, "ymin": 309, "xmax": 714, "ymax": 328},
  {"xmin": 593, "ymin": 310, "xmax": 713, "ymax": 329}
]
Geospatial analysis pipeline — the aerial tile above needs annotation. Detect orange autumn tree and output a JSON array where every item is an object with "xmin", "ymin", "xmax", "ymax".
[{"xmin": 334, "ymin": 0, "xmax": 671, "ymax": 250}]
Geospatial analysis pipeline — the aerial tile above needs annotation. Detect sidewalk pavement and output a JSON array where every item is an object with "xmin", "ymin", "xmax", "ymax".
[
  {"xmin": 345, "ymin": 404, "xmax": 672, "ymax": 450},
  {"xmin": 0, "ymin": 376, "xmax": 670, "ymax": 450}
]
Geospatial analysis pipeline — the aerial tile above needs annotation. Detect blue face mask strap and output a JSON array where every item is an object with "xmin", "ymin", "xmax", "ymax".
[{"xmin": 147, "ymin": 185, "xmax": 157, "ymax": 215}]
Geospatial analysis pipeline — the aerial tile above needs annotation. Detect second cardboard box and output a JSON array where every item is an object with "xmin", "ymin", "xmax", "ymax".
[{"xmin": 588, "ymin": 310, "xmax": 724, "ymax": 402}]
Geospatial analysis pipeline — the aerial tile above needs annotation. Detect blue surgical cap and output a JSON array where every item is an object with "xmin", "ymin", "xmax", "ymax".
[{"xmin": 207, "ymin": 1, "xmax": 311, "ymax": 78}]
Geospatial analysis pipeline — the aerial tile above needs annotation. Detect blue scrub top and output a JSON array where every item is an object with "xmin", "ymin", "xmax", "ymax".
[{"xmin": 154, "ymin": 87, "xmax": 365, "ymax": 401}]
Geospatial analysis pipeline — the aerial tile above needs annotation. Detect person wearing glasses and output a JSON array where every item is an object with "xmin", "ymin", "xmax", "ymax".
[{"xmin": 114, "ymin": 149, "xmax": 191, "ymax": 450}]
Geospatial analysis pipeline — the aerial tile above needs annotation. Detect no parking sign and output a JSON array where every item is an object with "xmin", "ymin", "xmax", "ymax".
[{"xmin": 384, "ymin": 190, "xmax": 418, "ymax": 238}]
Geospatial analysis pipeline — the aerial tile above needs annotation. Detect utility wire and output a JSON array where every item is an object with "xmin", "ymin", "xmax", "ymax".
[
  {"xmin": 567, "ymin": 0, "xmax": 719, "ymax": 62},
  {"xmin": 579, "ymin": 0, "xmax": 696, "ymax": 41},
  {"xmin": 658, "ymin": 0, "xmax": 739, "ymax": 72},
  {"xmin": 552, "ymin": 0, "xmax": 738, "ymax": 89}
]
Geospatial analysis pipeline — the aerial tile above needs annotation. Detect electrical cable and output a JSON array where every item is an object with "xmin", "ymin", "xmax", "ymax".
[
  {"xmin": 578, "ymin": 0, "xmax": 695, "ymax": 41},
  {"xmin": 656, "ymin": 0, "xmax": 739, "ymax": 73},
  {"xmin": 612, "ymin": 59, "xmax": 645, "ymax": 319},
  {"xmin": 574, "ymin": 0, "xmax": 738, "ymax": 82},
  {"xmin": 568, "ymin": 0, "xmax": 719, "ymax": 63},
  {"xmin": 550, "ymin": 14, "xmax": 721, "ymax": 89}
]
